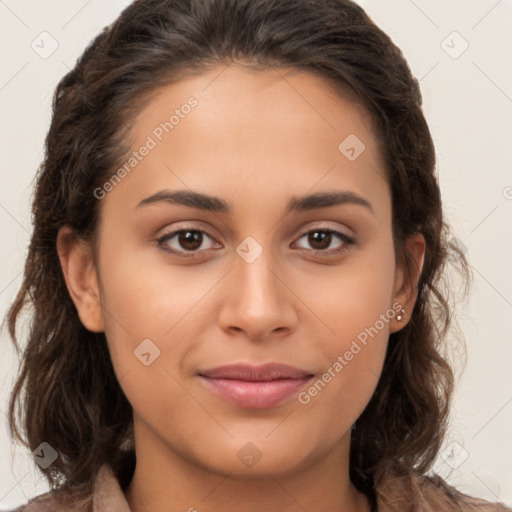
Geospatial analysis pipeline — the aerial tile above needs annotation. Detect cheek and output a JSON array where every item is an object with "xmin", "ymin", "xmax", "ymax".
[
  {"xmin": 96, "ymin": 240, "xmax": 226, "ymax": 404},
  {"xmin": 296, "ymin": 302, "xmax": 390, "ymax": 439},
  {"xmin": 96, "ymin": 255, "xmax": 202, "ymax": 426},
  {"xmin": 302, "ymin": 235, "xmax": 396, "ymax": 344},
  {"xmin": 98, "ymin": 240, "xmax": 214, "ymax": 341},
  {"xmin": 296, "ymin": 239, "xmax": 396, "ymax": 414}
]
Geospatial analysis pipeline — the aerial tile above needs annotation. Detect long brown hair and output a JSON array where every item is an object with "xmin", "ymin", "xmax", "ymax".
[{"xmin": 4, "ymin": 0, "xmax": 471, "ymax": 506}]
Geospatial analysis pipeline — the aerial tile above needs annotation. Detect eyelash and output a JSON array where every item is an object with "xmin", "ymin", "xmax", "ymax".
[{"xmin": 155, "ymin": 227, "xmax": 356, "ymax": 259}]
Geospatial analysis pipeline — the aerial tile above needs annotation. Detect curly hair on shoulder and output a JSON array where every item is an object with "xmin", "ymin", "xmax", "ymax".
[{"xmin": 4, "ymin": 0, "xmax": 471, "ymax": 505}]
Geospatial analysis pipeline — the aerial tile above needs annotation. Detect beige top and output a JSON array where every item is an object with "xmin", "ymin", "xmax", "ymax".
[{"xmin": 5, "ymin": 463, "xmax": 511, "ymax": 512}]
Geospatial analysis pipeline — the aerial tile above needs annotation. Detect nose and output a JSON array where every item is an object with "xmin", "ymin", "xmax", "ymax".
[{"xmin": 217, "ymin": 245, "xmax": 299, "ymax": 342}]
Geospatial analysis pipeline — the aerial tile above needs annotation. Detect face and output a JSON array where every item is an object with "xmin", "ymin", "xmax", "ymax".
[{"xmin": 60, "ymin": 64, "xmax": 424, "ymax": 479}]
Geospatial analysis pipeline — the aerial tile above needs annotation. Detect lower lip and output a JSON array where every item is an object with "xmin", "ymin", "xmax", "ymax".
[{"xmin": 199, "ymin": 376, "xmax": 313, "ymax": 409}]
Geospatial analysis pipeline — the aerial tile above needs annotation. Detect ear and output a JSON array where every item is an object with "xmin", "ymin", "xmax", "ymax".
[
  {"xmin": 390, "ymin": 232, "xmax": 426, "ymax": 333},
  {"xmin": 56, "ymin": 225, "xmax": 104, "ymax": 333}
]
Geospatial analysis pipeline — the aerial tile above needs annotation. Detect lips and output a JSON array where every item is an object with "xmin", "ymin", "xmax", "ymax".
[
  {"xmin": 199, "ymin": 363, "xmax": 313, "ymax": 381},
  {"xmin": 198, "ymin": 363, "xmax": 314, "ymax": 409}
]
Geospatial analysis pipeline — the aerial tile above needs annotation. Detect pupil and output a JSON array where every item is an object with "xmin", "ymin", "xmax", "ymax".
[
  {"xmin": 180, "ymin": 231, "xmax": 201, "ymax": 250},
  {"xmin": 310, "ymin": 231, "xmax": 330, "ymax": 250}
]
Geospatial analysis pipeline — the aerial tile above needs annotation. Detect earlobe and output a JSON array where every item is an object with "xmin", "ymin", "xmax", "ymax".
[
  {"xmin": 390, "ymin": 232, "xmax": 426, "ymax": 333},
  {"xmin": 56, "ymin": 225, "xmax": 104, "ymax": 333}
]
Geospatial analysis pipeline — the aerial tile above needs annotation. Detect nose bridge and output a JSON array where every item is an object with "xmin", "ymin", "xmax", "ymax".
[
  {"xmin": 218, "ymin": 233, "xmax": 297, "ymax": 337},
  {"xmin": 234, "ymin": 234, "xmax": 284, "ymax": 309}
]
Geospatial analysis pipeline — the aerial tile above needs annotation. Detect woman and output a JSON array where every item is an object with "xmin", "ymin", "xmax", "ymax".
[{"xmin": 4, "ymin": 0, "xmax": 510, "ymax": 510}]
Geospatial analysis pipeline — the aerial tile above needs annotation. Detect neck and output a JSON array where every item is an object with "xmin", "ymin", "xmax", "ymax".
[{"xmin": 124, "ymin": 421, "xmax": 371, "ymax": 512}]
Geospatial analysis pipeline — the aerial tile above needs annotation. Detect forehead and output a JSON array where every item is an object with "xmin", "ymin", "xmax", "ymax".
[{"xmin": 101, "ymin": 64, "xmax": 389, "ymax": 219}]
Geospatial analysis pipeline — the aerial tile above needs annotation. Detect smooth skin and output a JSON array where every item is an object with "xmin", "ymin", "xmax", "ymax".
[{"xmin": 57, "ymin": 64, "xmax": 425, "ymax": 512}]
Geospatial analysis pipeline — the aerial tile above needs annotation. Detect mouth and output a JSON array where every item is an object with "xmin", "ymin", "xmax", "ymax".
[{"xmin": 197, "ymin": 363, "xmax": 315, "ymax": 409}]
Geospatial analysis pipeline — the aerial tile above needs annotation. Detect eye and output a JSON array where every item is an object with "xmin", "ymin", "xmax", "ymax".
[
  {"xmin": 293, "ymin": 229, "xmax": 355, "ymax": 256},
  {"xmin": 156, "ymin": 229, "xmax": 219, "ymax": 258}
]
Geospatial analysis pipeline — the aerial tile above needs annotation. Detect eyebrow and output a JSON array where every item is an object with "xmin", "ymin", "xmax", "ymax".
[{"xmin": 136, "ymin": 189, "xmax": 374, "ymax": 216}]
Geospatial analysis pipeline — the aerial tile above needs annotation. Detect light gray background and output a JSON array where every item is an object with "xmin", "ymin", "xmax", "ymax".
[{"xmin": 1, "ymin": 0, "xmax": 511, "ymax": 508}]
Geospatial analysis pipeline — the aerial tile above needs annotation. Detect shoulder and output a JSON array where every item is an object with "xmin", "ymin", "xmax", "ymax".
[
  {"xmin": 1, "ymin": 468, "xmax": 107, "ymax": 512},
  {"xmin": 374, "ymin": 465, "xmax": 512, "ymax": 511},
  {"xmin": 3, "ymin": 452, "xmax": 135, "ymax": 512},
  {"xmin": 1, "ymin": 492, "xmax": 70, "ymax": 512},
  {"xmin": 2, "ymin": 492, "xmax": 91, "ymax": 512},
  {"xmin": 419, "ymin": 474, "xmax": 511, "ymax": 511},
  {"xmin": 2, "ymin": 460, "xmax": 133, "ymax": 512}
]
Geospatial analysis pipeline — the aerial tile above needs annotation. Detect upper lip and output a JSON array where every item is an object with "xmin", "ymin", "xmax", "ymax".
[{"xmin": 198, "ymin": 363, "xmax": 314, "ymax": 381}]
